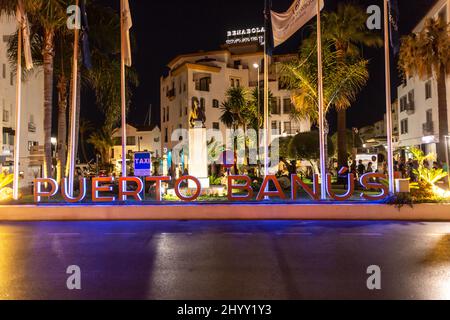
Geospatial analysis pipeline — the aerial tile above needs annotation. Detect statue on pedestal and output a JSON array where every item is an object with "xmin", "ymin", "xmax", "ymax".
[{"xmin": 189, "ymin": 97, "xmax": 206, "ymax": 128}]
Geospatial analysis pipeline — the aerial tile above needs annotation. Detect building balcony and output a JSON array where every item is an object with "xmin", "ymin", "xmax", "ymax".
[
  {"xmin": 166, "ymin": 88, "xmax": 176, "ymax": 100},
  {"xmin": 423, "ymin": 121, "xmax": 434, "ymax": 135}
]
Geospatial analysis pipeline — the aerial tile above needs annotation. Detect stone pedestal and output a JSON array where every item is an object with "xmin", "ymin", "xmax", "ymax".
[{"xmin": 188, "ymin": 122, "xmax": 210, "ymax": 189}]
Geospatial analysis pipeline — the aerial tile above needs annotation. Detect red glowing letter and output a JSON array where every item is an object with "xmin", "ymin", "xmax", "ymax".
[
  {"xmin": 92, "ymin": 177, "xmax": 115, "ymax": 202},
  {"xmin": 146, "ymin": 176, "xmax": 171, "ymax": 201},
  {"xmin": 257, "ymin": 175, "xmax": 287, "ymax": 201},
  {"xmin": 360, "ymin": 173, "xmax": 389, "ymax": 201},
  {"xmin": 291, "ymin": 174, "xmax": 320, "ymax": 201},
  {"xmin": 34, "ymin": 178, "xmax": 58, "ymax": 203},
  {"xmin": 227, "ymin": 176, "xmax": 254, "ymax": 201},
  {"xmin": 119, "ymin": 177, "xmax": 144, "ymax": 201},
  {"xmin": 61, "ymin": 178, "xmax": 87, "ymax": 203},
  {"xmin": 175, "ymin": 176, "xmax": 201, "ymax": 202},
  {"xmin": 326, "ymin": 174, "xmax": 355, "ymax": 201}
]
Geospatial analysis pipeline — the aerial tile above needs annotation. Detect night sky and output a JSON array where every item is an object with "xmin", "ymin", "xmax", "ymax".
[{"xmin": 90, "ymin": 0, "xmax": 436, "ymax": 133}]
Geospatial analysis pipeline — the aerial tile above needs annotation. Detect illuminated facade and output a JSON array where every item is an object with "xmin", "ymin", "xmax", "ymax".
[
  {"xmin": 160, "ymin": 43, "xmax": 311, "ymax": 159},
  {"xmin": 397, "ymin": 0, "xmax": 450, "ymax": 157},
  {"xmin": 0, "ymin": 14, "xmax": 44, "ymax": 189}
]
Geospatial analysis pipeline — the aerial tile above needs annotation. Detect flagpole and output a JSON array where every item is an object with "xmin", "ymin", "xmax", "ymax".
[
  {"xmin": 67, "ymin": 0, "xmax": 80, "ymax": 196},
  {"xmin": 384, "ymin": 0, "xmax": 395, "ymax": 194},
  {"xmin": 263, "ymin": 0, "xmax": 270, "ymax": 187},
  {"xmin": 13, "ymin": 24, "xmax": 23, "ymax": 200},
  {"xmin": 317, "ymin": 0, "xmax": 327, "ymax": 200},
  {"xmin": 120, "ymin": 0, "xmax": 127, "ymax": 178}
]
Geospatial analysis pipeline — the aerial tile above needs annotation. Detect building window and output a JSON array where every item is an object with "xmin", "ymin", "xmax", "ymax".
[
  {"xmin": 284, "ymin": 121, "xmax": 292, "ymax": 134},
  {"xmin": 3, "ymin": 108, "xmax": 9, "ymax": 122},
  {"xmin": 283, "ymin": 98, "xmax": 292, "ymax": 114},
  {"xmin": 196, "ymin": 77, "xmax": 210, "ymax": 91},
  {"xmin": 126, "ymin": 136, "xmax": 136, "ymax": 146},
  {"xmin": 408, "ymin": 90, "xmax": 415, "ymax": 109},
  {"xmin": 162, "ymin": 108, "xmax": 165, "ymax": 123},
  {"xmin": 230, "ymin": 77, "xmax": 240, "ymax": 88},
  {"xmin": 166, "ymin": 107, "xmax": 169, "ymax": 122},
  {"xmin": 179, "ymin": 103, "xmax": 182, "ymax": 117},
  {"xmin": 271, "ymin": 121, "xmax": 277, "ymax": 130},
  {"xmin": 200, "ymin": 98, "xmax": 205, "ymax": 110},
  {"xmin": 185, "ymin": 106, "xmax": 188, "ymax": 116},
  {"xmin": 213, "ymin": 122, "xmax": 220, "ymax": 130},
  {"xmin": 401, "ymin": 119, "xmax": 408, "ymax": 135},
  {"xmin": 164, "ymin": 128, "xmax": 168, "ymax": 143},
  {"xmin": 27, "ymin": 141, "xmax": 38, "ymax": 151},
  {"xmin": 2, "ymin": 64, "xmax": 6, "ymax": 79},
  {"xmin": 10, "ymin": 72, "xmax": 13, "ymax": 86},
  {"xmin": 425, "ymin": 81, "xmax": 432, "ymax": 99},
  {"xmin": 426, "ymin": 109, "xmax": 433, "ymax": 123},
  {"xmin": 271, "ymin": 97, "xmax": 280, "ymax": 114},
  {"xmin": 212, "ymin": 99, "xmax": 219, "ymax": 108}
]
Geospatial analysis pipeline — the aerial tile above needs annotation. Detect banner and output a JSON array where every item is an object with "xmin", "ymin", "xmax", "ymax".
[
  {"xmin": 80, "ymin": 0, "xmax": 92, "ymax": 69},
  {"xmin": 121, "ymin": 0, "xmax": 133, "ymax": 67},
  {"xmin": 16, "ymin": 0, "xmax": 33, "ymax": 70},
  {"xmin": 388, "ymin": 0, "xmax": 400, "ymax": 55},
  {"xmin": 271, "ymin": 0, "xmax": 324, "ymax": 47}
]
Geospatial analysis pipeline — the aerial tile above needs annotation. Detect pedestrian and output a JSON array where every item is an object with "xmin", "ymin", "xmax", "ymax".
[
  {"xmin": 366, "ymin": 162, "xmax": 374, "ymax": 174},
  {"xmin": 357, "ymin": 160, "xmax": 365, "ymax": 178}
]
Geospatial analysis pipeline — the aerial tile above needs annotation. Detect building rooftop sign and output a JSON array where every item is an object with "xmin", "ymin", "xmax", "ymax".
[{"xmin": 226, "ymin": 27, "xmax": 265, "ymax": 45}]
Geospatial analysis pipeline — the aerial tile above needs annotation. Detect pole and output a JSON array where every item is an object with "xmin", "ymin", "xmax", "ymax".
[
  {"xmin": 257, "ymin": 66, "xmax": 260, "ymax": 163},
  {"xmin": 67, "ymin": 0, "xmax": 80, "ymax": 196},
  {"xmin": 384, "ymin": 0, "xmax": 395, "ymax": 194},
  {"xmin": 445, "ymin": 135, "xmax": 450, "ymax": 189},
  {"xmin": 263, "ymin": 27, "xmax": 269, "ymax": 181},
  {"xmin": 317, "ymin": 0, "xmax": 327, "ymax": 200},
  {"xmin": 12, "ymin": 25, "xmax": 23, "ymax": 200},
  {"xmin": 120, "ymin": 0, "xmax": 127, "ymax": 178}
]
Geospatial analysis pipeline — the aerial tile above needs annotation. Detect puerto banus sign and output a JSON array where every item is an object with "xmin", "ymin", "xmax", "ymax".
[{"xmin": 33, "ymin": 172, "xmax": 389, "ymax": 203}]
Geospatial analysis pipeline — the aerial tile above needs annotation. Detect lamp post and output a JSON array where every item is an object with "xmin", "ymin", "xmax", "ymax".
[{"xmin": 253, "ymin": 62, "xmax": 260, "ymax": 164}]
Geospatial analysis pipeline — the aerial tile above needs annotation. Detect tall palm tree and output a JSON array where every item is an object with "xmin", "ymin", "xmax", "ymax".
[
  {"xmin": 87, "ymin": 126, "xmax": 115, "ymax": 165},
  {"xmin": 78, "ymin": 118, "xmax": 93, "ymax": 164},
  {"xmin": 1, "ymin": 0, "xmax": 67, "ymax": 179},
  {"xmin": 322, "ymin": 3, "xmax": 382, "ymax": 169},
  {"xmin": 399, "ymin": 17, "xmax": 450, "ymax": 162}
]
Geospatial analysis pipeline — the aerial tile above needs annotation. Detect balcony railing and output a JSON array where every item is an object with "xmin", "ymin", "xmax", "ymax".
[
  {"xmin": 406, "ymin": 102, "xmax": 415, "ymax": 115},
  {"xmin": 166, "ymin": 88, "xmax": 176, "ymax": 99},
  {"xmin": 423, "ymin": 121, "xmax": 434, "ymax": 135}
]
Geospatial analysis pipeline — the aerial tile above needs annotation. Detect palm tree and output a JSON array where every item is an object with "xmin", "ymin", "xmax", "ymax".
[
  {"xmin": 78, "ymin": 118, "xmax": 93, "ymax": 163},
  {"xmin": 1, "ymin": 0, "xmax": 67, "ymax": 179},
  {"xmin": 87, "ymin": 126, "xmax": 115, "ymax": 165},
  {"xmin": 399, "ymin": 17, "xmax": 450, "ymax": 162},
  {"xmin": 322, "ymin": 3, "xmax": 382, "ymax": 169}
]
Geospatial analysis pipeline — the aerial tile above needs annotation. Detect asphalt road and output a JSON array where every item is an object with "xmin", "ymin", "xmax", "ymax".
[{"xmin": 1, "ymin": 220, "xmax": 450, "ymax": 300}]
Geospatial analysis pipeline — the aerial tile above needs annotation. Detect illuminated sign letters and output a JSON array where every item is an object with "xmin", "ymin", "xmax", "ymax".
[{"xmin": 33, "ymin": 173, "xmax": 390, "ymax": 204}]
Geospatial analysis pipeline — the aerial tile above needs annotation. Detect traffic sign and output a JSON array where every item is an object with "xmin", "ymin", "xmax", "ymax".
[{"xmin": 134, "ymin": 152, "xmax": 152, "ymax": 176}]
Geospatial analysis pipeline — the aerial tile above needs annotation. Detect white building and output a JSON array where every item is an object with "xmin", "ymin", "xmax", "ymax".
[
  {"xmin": 397, "ymin": 0, "xmax": 450, "ymax": 158},
  {"xmin": 160, "ymin": 43, "xmax": 310, "ymax": 163},
  {"xmin": 110, "ymin": 124, "xmax": 161, "ymax": 174},
  {"xmin": 0, "ymin": 14, "xmax": 44, "ymax": 190}
]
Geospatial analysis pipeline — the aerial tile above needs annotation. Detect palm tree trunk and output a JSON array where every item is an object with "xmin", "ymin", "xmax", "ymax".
[
  {"xmin": 337, "ymin": 109, "xmax": 347, "ymax": 169},
  {"xmin": 42, "ymin": 29, "xmax": 55, "ymax": 179},
  {"xmin": 56, "ymin": 74, "xmax": 68, "ymax": 182},
  {"xmin": 74, "ymin": 68, "xmax": 81, "ymax": 165},
  {"xmin": 437, "ymin": 66, "xmax": 449, "ymax": 162}
]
